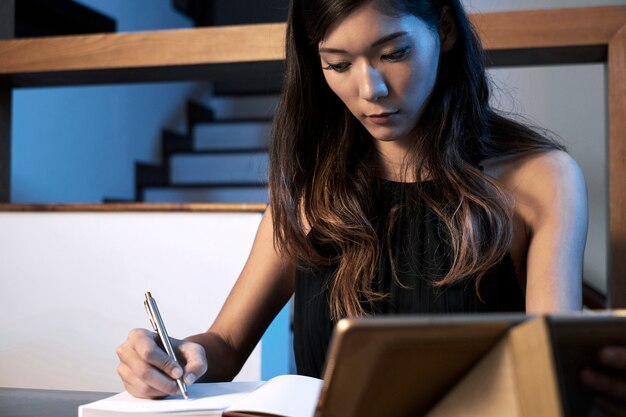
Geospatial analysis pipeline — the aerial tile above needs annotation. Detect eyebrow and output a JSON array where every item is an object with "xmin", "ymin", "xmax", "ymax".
[{"xmin": 318, "ymin": 31, "xmax": 408, "ymax": 54}]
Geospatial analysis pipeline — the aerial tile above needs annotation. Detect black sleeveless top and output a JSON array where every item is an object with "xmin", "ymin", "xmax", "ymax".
[{"xmin": 293, "ymin": 179, "xmax": 525, "ymax": 378}]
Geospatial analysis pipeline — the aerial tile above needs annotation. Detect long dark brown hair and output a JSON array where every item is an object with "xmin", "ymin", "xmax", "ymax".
[{"xmin": 269, "ymin": 0, "xmax": 563, "ymax": 320}]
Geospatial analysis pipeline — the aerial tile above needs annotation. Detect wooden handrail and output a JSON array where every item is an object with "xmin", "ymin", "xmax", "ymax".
[
  {"xmin": 0, "ymin": 23, "xmax": 285, "ymax": 86},
  {"xmin": 473, "ymin": 5, "xmax": 626, "ymax": 50},
  {"xmin": 0, "ymin": 203, "xmax": 267, "ymax": 212},
  {"xmin": 0, "ymin": 23, "xmax": 285, "ymax": 74},
  {"xmin": 0, "ymin": 6, "xmax": 625, "ymax": 86}
]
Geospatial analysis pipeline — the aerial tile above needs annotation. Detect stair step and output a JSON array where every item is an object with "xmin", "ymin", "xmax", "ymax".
[
  {"xmin": 163, "ymin": 130, "xmax": 193, "ymax": 155},
  {"xmin": 187, "ymin": 101, "xmax": 215, "ymax": 129},
  {"xmin": 206, "ymin": 95, "xmax": 280, "ymax": 119},
  {"xmin": 136, "ymin": 162, "xmax": 168, "ymax": 186},
  {"xmin": 213, "ymin": 78, "xmax": 283, "ymax": 96},
  {"xmin": 194, "ymin": 116, "xmax": 273, "ymax": 124},
  {"xmin": 144, "ymin": 186, "xmax": 268, "ymax": 203},
  {"xmin": 176, "ymin": 148, "xmax": 268, "ymax": 155},
  {"xmin": 185, "ymin": 0, "xmax": 289, "ymax": 26},
  {"xmin": 102, "ymin": 198, "xmax": 135, "ymax": 203},
  {"xmin": 170, "ymin": 153, "xmax": 268, "ymax": 184},
  {"xmin": 193, "ymin": 122, "xmax": 271, "ymax": 151}
]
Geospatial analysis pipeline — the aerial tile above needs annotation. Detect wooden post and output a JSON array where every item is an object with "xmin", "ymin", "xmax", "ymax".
[
  {"xmin": 608, "ymin": 24, "xmax": 626, "ymax": 308},
  {"xmin": 0, "ymin": 0, "xmax": 14, "ymax": 202},
  {"xmin": 0, "ymin": 86, "xmax": 10, "ymax": 203}
]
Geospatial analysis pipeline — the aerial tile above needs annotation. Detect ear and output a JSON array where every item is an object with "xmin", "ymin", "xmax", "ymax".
[{"xmin": 439, "ymin": 6, "xmax": 458, "ymax": 53}]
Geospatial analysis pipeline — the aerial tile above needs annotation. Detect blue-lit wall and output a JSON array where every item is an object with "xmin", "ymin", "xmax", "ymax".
[{"xmin": 11, "ymin": 0, "xmax": 197, "ymax": 203}]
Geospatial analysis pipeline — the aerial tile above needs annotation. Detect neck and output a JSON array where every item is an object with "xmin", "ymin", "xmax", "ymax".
[{"xmin": 373, "ymin": 139, "xmax": 420, "ymax": 182}]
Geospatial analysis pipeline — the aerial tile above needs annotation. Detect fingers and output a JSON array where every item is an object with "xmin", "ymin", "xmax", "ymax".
[
  {"xmin": 117, "ymin": 328, "xmax": 209, "ymax": 398},
  {"xmin": 599, "ymin": 347, "xmax": 626, "ymax": 372},
  {"xmin": 178, "ymin": 341, "xmax": 208, "ymax": 386},
  {"xmin": 117, "ymin": 361, "xmax": 176, "ymax": 399},
  {"xmin": 137, "ymin": 335, "xmax": 184, "ymax": 380},
  {"xmin": 581, "ymin": 368, "xmax": 626, "ymax": 401},
  {"xmin": 593, "ymin": 396, "xmax": 626, "ymax": 417},
  {"xmin": 581, "ymin": 367, "xmax": 626, "ymax": 417},
  {"xmin": 580, "ymin": 346, "xmax": 626, "ymax": 417},
  {"xmin": 116, "ymin": 328, "xmax": 180, "ymax": 398}
]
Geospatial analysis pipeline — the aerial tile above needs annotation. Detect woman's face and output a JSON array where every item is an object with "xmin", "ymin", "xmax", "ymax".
[{"xmin": 319, "ymin": 2, "xmax": 441, "ymax": 147}]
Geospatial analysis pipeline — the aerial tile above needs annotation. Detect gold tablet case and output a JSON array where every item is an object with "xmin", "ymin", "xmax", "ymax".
[{"xmin": 315, "ymin": 313, "xmax": 626, "ymax": 417}]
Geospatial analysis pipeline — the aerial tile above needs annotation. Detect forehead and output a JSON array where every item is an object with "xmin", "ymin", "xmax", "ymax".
[{"xmin": 319, "ymin": 2, "xmax": 427, "ymax": 48}]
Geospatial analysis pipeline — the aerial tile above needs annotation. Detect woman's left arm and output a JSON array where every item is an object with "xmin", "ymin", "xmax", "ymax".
[
  {"xmin": 515, "ymin": 151, "xmax": 626, "ymax": 415},
  {"xmin": 519, "ymin": 150, "xmax": 588, "ymax": 313}
]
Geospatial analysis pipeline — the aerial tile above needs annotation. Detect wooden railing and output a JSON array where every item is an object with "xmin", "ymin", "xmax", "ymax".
[
  {"xmin": 0, "ymin": 5, "xmax": 625, "ymax": 307},
  {"xmin": 0, "ymin": 203, "xmax": 266, "ymax": 212}
]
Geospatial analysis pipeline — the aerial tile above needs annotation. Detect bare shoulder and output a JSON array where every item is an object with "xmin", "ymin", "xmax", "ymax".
[
  {"xmin": 482, "ymin": 149, "xmax": 587, "ymax": 228},
  {"xmin": 482, "ymin": 150, "xmax": 582, "ymax": 188}
]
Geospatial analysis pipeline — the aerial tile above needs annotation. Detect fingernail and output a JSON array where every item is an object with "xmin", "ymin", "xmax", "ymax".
[{"xmin": 184, "ymin": 373, "xmax": 196, "ymax": 386}]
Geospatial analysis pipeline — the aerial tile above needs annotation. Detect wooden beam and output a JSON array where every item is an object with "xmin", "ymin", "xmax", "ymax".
[
  {"xmin": 1, "ymin": 6, "xmax": 626, "ymax": 87},
  {"xmin": 472, "ymin": 6, "xmax": 626, "ymax": 51},
  {"xmin": 0, "ymin": 22, "xmax": 286, "ymax": 81},
  {"xmin": 0, "ymin": 0, "xmax": 13, "ymax": 203},
  {"xmin": 0, "ymin": 203, "xmax": 267, "ymax": 212},
  {"xmin": 608, "ymin": 24, "xmax": 626, "ymax": 308}
]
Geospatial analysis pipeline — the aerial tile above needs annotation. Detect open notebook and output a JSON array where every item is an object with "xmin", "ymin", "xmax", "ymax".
[
  {"xmin": 79, "ymin": 312, "xmax": 626, "ymax": 417},
  {"xmin": 79, "ymin": 376, "xmax": 321, "ymax": 417}
]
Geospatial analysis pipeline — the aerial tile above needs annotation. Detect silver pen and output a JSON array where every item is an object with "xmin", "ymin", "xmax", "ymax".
[{"xmin": 144, "ymin": 291, "xmax": 189, "ymax": 399}]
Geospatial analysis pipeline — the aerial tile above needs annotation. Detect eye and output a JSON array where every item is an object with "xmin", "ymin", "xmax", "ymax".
[
  {"xmin": 382, "ymin": 47, "xmax": 411, "ymax": 62},
  {"xmin": 322, "ymin": 62, "xmax": 352, "ymax": 72}
]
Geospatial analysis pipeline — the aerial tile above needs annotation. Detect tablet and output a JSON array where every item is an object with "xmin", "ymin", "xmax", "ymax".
[{"xmin": 314, "ymin": 314, "xmax": 527, "ymax": 417}]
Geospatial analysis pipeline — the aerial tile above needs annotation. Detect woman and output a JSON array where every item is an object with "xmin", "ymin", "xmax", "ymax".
[
  {"xmin": 273, "ymin": 0, "xmax": 586, "ymax": 376},
  {"xmin": 117, "ymin": 0, "xmax": 601, "ymax": 406}
]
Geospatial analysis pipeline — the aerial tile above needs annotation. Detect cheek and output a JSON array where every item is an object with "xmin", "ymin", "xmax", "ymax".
[
  {"xmin": 323, "ymin": 74, "xmax": 357, "ymax": 112},
  {"xmin": 401, "ymin": 55, "xmax": 439, "ymax": 104}
]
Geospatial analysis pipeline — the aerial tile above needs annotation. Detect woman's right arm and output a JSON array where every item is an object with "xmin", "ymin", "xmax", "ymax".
[{"xmin": 116, "ymin": 207, "xmax": 295, "ymax": 398}]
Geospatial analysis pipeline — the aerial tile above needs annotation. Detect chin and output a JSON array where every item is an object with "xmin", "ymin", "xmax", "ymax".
[
  {"xmin": 367, "ymin": 128, "xmax": 412, "ymax": 143},
  {"xmin": 371, "ymin": 135, "xmax": 399, "ymax": 142}
]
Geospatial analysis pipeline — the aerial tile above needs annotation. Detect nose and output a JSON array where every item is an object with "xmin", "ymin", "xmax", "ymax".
[{"xmin": 358, "ymin": 64, "xmax": 388, "ymax": 101}]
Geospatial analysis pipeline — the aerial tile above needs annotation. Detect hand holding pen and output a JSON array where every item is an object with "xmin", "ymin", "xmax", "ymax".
[{"xmin": 116, "ymin": 293, "xmax": 208, "ymax": 399}]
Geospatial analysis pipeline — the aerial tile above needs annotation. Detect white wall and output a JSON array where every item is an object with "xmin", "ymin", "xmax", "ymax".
[
  {"xmin": 488, "ymin": 65, "xmax": 607, "ymax": 293},
  {"xmin": 0, "ymin": 211, "xmax": 263, "ymax": 392}
]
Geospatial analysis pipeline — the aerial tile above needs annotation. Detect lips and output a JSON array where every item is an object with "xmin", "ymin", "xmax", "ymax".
[
  {"xmin": 366, "ymin": 110, "xmax": 399, "ymax": 125},
  {"xmin": 367, "ymin": 110, "xmax": 399, "ymax": 118}
]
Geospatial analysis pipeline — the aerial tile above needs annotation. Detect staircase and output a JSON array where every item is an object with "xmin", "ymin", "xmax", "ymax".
[
  {"xmin": 173, "ymin": 0, "xmax": 289, "ymax": 27},
  {"xmin": 136, "ymin": 95, "xmax": 278, "ymax": 203},
  {"xmin": 15, "ymin": 0, "xmax": 116, "ymax": 38}
]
